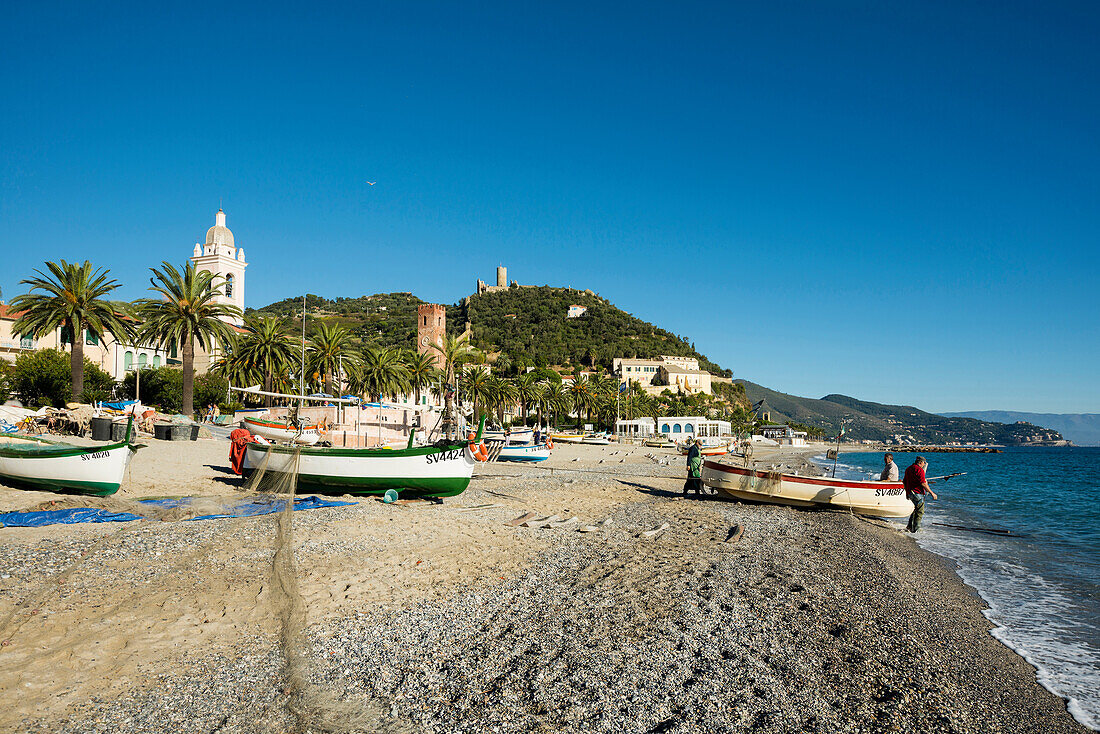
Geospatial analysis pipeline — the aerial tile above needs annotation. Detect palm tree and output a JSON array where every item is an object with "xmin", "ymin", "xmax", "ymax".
[
  {"xmin": 307, "ymin": 321, "xmax": 357, "ymax": 396},
  {"xmin": 11, "ymin": 260, "xmax": 134, "ymax": 402},
  {"xmin": 514, "ymin": 372, "xmax": 538, "ymax": 427},
  {"xmin": 353, "ymin": 346, "xmax": 409, "ymax": 402},
  {"xmin": 135, "ymin": 262, "xmax": 241, "ymax": 417},
  {"xmin": 211, "ymin": 348, "xmax": 261, "ymax": 398},
  {"xmin": 568, "ymin": 373, "xmax": 596, "ymax": 429},
  {"xmin": 531, "ymin": 382, "xmax": 548, "ymax": 429},
  {"xmin": 544, "ymin": 382, "xmax": 570, "ymax": 429},
  {"xmin": 428, "ymin": 333, "xmax": 474, "ymax": 435},
  {"xmin": 404, "ymin": 350, "xmax": 440, "ymax": 407},
  {"xmin": 486, "ymin": 376, "xmax": 518, "ymax": 425},
  {"xmin": 235, "ymin": 316, "xmax": 297, "ymax": 405},
  {"xmin": 462, "ymin": 365, "xmax": 491, "ymax": 423}
]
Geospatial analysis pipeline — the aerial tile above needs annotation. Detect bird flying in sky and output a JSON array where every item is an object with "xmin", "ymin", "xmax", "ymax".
[{"xmin": 365, "ymin": 181, "xmax": 376, "ymax": 185}]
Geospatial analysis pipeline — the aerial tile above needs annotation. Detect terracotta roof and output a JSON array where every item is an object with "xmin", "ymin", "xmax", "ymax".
[{"xmin": 0, "ymin": 304, "xmax": 26, "ymax": 320}]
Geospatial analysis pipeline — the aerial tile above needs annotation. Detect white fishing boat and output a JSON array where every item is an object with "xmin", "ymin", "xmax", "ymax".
[
  {"xmin": 241, "ymin": 416, "xmax": 322, "ymax": 445},
  {"xmin": 678, "ymin": 439, "xmax": 733, "ymax": 457},
  {"xmin": 581, "ymin": 433, "xmax": 611, "ymax": 445},
  {"xmin": 550, "ymin": 431, "xmax": 586, "ymax": 444},
  {"xmin": 242, "ymin": 420, "xmax": 488, "ymax": 496},
  {"xmin": 483, "ymin": 427, "xmax": 533, "ymax": 444},
  {"xmin": 642, "ymin": 436, "xmax": 677, "ymax": 448},
  {"xmin": 701, "ymin": 459, "xmax": 911, "ymax": 518},
  {"xmin": 496, "ymin": 442, "xmax": 551, "ymax": 462},
  {"xmin": 0, "ymin": 428, "xmax": 141, "ymax": 496}
]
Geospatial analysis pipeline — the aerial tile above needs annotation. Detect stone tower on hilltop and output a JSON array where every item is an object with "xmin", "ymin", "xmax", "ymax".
[
  {"xmin": 190, "ymin": 209, "xmax": 247, "ymax": 326},
  {"xmin": 417, "ymin": 304, "xmax": 446, "ymax": 369}
]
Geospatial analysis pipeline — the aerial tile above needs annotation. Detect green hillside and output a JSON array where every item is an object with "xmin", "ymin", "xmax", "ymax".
[
  {"xmin": 736, "ymin": 380, "xmax": 1068, "ymax": 446},
  {"xmin": 462, "ymin": 287, "xmax": 730, "ymax": 374},
  {"xmin": 252, "ymin": 287, "xmax": 732, "ymax": 376}
]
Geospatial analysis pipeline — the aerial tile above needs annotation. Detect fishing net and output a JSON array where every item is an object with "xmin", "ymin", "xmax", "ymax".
[{"xmin": 0, "ymin": 446, "xmax": 401, "ymax": 733}]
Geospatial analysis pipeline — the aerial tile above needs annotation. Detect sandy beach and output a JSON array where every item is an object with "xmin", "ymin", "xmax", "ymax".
[{"xmin": 0, "ymin": 439, "xmax": 1087, "ymax": 733}]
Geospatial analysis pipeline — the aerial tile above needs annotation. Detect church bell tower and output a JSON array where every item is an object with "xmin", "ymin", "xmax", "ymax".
[{"xmin": 190, "ymin": 209, "xmax": 247, "ymax": 326}]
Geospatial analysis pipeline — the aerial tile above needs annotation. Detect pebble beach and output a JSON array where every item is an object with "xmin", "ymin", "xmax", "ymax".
[{"xmin": 0, "ymin": 440, "xmax": 1087, "ymax": 733}]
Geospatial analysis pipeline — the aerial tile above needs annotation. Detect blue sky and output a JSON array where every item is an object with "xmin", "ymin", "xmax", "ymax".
[{"xmin": 2, "ymin": 1, "xmax": 1097, "ymax": 413}]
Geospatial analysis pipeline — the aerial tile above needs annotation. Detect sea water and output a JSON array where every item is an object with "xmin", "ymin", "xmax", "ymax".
[{"xmin": 818, "ymin": 447, "xmax": 1100, "ymax": 730}]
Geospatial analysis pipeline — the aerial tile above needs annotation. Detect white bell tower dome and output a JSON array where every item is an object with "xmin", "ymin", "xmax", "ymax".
[{"xmin": 190, "ymin": 208, "xmax": 247, "ymax": 325}]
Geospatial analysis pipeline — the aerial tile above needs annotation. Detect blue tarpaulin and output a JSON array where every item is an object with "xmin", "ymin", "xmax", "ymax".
[
  {"xmin": 0, "ymin": 496, "xmax": 356, "ymax": 528},
  {"xmin": 99, "ymin": 400, "xmax": 137, "ymax": 411}
]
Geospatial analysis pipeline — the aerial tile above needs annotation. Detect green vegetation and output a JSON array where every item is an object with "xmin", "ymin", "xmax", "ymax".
[
  {"xmin": 120, "ymin": 368, "xmax": 228, "ymax": 415},
  {"xmin": 10, "ymin": 349, "xmax": 115, "ymax": 407},
  {"xmin": 252, "ymin": 287, "xmax": 732, "ymax": 377},
  {"xmin": 737, "ymin": 380, "xmax": 1067, "ymax": 445},
  {"xmin": 462, "ymin": 287, "xmax": 730, "ymax": 375},
  {"xmin": 136, "ymin": 262, "xmax": 241, "ymax": 417},
  {"xmin": 10, "ymin": 260, "xmax": 134, "ymax": 401}
]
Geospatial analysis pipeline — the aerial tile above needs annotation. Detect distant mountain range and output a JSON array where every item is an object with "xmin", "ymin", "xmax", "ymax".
[
  {"xmin": 942, "ymin": 411, "xmax": 1100, "ymax": 447},
  {"xmin": 735, "ymin": 380, "xmax": 1069, "ymax": 446}
]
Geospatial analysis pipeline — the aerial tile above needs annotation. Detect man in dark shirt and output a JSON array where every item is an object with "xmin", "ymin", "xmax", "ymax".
[{"xmin": 902, "ymin": 456, "xmax": 937, "ymax": 533}]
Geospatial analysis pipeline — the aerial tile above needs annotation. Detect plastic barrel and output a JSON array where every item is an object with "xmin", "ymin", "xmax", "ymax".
[
  {"xmin": 153, "ymin": 423, "xmax": 172, "ymax": 441},
  {"xmin": 110, "ymin": 422, "xmax": 128, "ymax": 442},
  {"xmin": 90, "ymin": 417, "xmax": 112, "ymax": 442}
]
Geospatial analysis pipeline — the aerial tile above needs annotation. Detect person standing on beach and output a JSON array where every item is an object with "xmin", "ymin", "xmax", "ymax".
[
  {"xmin": 902, "ymin": 456, "xmax": 937, "ymax": 532},
  {"xmin": 684, "ymin": 439, "xmax": 703, "ymax": 497},
  {"xmin": 880, "ymin": 452, "xmax": 899, "ymax": 481}
]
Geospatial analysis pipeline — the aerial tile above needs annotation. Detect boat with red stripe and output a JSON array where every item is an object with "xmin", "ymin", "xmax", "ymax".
[{"xmin": 701, "ymin": 459, "xmax": 911, "ymax": 518}]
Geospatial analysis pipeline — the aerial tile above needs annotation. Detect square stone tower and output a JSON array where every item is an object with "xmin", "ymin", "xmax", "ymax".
[{"xmin": 417, "ymin": 304, "xmax": 446, "ymax": 368}]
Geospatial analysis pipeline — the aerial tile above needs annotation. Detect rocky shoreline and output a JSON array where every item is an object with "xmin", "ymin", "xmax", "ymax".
[{"xmin": 0, "ymin": 441, "xmax": 1087, "ymax": 733}]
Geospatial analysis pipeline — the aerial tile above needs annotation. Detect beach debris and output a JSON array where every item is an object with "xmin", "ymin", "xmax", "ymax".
[
  {"xmin": 520, "ymin": 514, "xmax": 561, "ymax": 528},
  {"xmin": 639, "ymin": 522, "xmax": 670, "ymax": 539},
  {"xmin": 725, "ymin": 524, "xmax": 744, "ymax": 544},
  {"xmin": 578, "ymin": 517, "xmax": 615, "ymax": 533},
  {"xmin": 505, "ymin": 511, "xmax": 538, "ymax": 527},
  {"xmin": 549, "ymin": 516, "xmax": 580, "ymax": 529},
  {"xmin": 455, "ymin": 503, "xmax": 503, "ymax": 512}
]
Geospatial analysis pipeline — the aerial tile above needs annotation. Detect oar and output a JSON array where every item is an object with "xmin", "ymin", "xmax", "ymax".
[{"xmin": 927, "ymin": 472, "xmax": 967, "ymax": 483}]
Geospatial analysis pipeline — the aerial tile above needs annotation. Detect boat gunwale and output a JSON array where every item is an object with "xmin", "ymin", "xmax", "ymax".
[
  {"xmin": 242, "ymin": 417, "xmax": 320, "ymax": 430},
  {"xmin": 247, "ymin": 440, "xmax": 471, "ymax": 459},
  {"xmin": 0, "ymin": 436, "xmax": 138, "ymax": 459},
  {"xmin": 703, "ymin": 459, "xmax": 903, "ymax": 491}
]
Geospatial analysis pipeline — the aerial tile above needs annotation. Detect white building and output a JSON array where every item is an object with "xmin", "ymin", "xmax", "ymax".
[
  {"xmin": 191, "ymin": 209, "xmax": 247, "ymax": 326},
  {"xmin": 759, "ymin": 425, "xmax": 808, "ymax": 446},
  {"xmin": 567, "ymin": 304, "xmax": 587, "ymax": 318},
  {"xmin": 613, "ymin": 358, "xmax": 663, "ymax": 386},
  {"xmin": 659, "ymin": 355, "xmax": 699, "ymax": 371},
  {"xmin": 615, "ymin": 416, "xmax": 732, "ymax": 439}
]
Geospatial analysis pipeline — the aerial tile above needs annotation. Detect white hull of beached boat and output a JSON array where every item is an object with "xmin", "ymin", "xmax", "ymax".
[
  {"xmin": 550, "ymin": 433, "xmax": 586, "ymax": 444},
  {"xmin": 242, "ymin": 417, "xmax": 321, "ymax": 445},
  {"xmin": 243, "ymin": 441, "xmax": 478, "ymax": 495},
  {"xmin": 581, "ymin": 435, "xmax": 611, "ymax": 445},
  {"xmin": 0, "ymin": 435, "xmax": 139, "ymax": 495},
  {"xmin": 496, "ymin": 443, "xmax": 551, "ymax": 462},
  {"xmin": 701, "ymin": 460, "xmax": 912, "ymax": 518}
]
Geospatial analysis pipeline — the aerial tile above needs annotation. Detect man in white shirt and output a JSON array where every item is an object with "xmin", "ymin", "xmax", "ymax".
[{"xmin": 880, "ymin": 452, "xmax": 899, "ymax": 481}]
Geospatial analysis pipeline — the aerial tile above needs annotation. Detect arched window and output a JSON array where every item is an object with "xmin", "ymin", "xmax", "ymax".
[
  {"xmin": 672, "ymin": 424, "xmax": 682, "ymax": 433},
  {"xmin": 661, "ymin": 423, "xmax": 670, "ymax": 433},
  {"xmin": 153, "ymin": 355, "xmax": 161, "ymax": 368},
  {"xmin": 225, "ymin": 274, "xmax": 234, "ymax": 298},
  {"xmin": 138, "ymin": 353, "xmax": 148, "ymax": 368},
  {"xmin": 685, "ymin": 423, "xmax": 694, "ymax": 433},
  {"xmin": 124, "ymin": 351, "xmax": 133, "ymax": 370}
]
